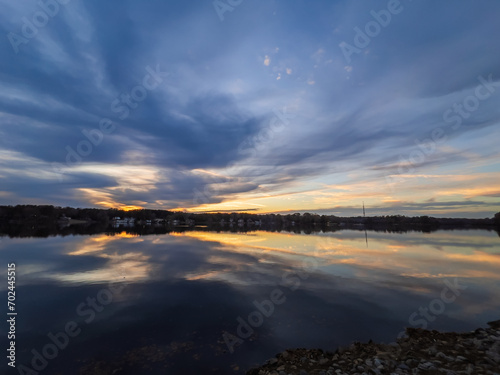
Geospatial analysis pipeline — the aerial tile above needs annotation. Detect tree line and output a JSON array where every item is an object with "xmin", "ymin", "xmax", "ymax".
[{"xmin": 0, "ymin": 205, "xmax": 499, "ymax": 237}]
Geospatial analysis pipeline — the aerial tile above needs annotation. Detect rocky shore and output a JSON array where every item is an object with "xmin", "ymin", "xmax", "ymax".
[{"xmin": 247, "ymin": 320, "xmax": 500, "ymax": 375}]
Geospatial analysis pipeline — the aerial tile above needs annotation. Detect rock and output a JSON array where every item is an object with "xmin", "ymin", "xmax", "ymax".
[
  {"xmin": 405, "ymin": 358, "xmax": 417, "ymax": 367},
  {"xmin": 487, "ymin": 349, "xmax": 500, "ymax": 363},
  {"xmin": 247, "ymin": 321, "xmax": 500, "ymax": 375},
  {"xmin": 417, "ymin": 361, "xmax": 435, "ymax": 370},
  {"xmin": 487, "ymin": 319, "xmax": 500, "ymax": 329}
]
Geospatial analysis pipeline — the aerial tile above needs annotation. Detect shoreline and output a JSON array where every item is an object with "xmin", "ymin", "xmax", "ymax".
[{"xmin": 247, "ymin": 320, "xmax": 500, "ymax": 375}]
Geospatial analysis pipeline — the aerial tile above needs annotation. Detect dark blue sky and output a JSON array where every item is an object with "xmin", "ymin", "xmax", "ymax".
[{"xmin": 1, "ymin": 0, "xmax": 499, "ymax": 217}]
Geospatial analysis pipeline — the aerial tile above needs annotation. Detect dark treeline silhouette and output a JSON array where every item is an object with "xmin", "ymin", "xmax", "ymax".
[{"xmin": 0, "ymin": 205, "xmax": 499, "ymax": 238}]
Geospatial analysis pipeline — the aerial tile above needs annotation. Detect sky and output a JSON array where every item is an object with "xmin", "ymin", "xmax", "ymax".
[{"xmin": 0, "ymin": 0, "xmax": 499, "ymax": 218}]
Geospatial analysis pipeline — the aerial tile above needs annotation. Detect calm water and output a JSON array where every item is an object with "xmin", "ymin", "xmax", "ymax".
[{"xmin": 1, "ymin": 229, "xmax": 499, "ymax": 374}]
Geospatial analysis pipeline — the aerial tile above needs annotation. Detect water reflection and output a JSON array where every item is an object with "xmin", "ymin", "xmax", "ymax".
[{"xmin": 0, "ymin": 229, "xmax": 498, "ymax": 374}]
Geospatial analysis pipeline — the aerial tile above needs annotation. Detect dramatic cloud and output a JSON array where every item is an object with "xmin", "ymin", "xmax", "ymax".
[{"xmin": 1, "ymin": 0, "xmax": 499, "ymax": 217}]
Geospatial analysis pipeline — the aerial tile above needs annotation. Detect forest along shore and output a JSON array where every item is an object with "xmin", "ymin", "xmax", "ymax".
[{"xmin": 247, "ymin": 320, "xmax": 500, "ymax": 375}]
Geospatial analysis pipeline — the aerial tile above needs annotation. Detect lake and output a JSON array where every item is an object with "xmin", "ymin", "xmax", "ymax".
[{"xmin": 1, "ymin": 229, "xmax": 499, "ymax": 374}]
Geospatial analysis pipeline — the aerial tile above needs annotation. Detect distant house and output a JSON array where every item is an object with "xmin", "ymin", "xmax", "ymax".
[
  {"xmin": 112, "ymin": 217, "xmax": 135, "ymax": 228},
  {"xmin": 57, "ymin": 215, "xmax": 71, "ymax": 228}
]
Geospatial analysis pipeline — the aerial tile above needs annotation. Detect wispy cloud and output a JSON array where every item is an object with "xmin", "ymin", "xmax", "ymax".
[{"xmin": 0, "ymin": 0, "xmax": 499, "ymax": 217}]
